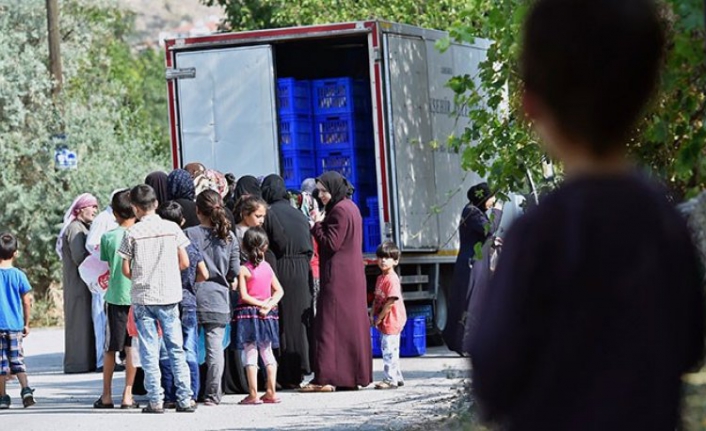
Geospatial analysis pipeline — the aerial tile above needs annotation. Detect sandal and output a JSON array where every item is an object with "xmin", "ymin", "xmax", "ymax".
[
  {"xmin": 120, "ymin": 401, "xmax": 140, "ymax": 409},
  {"xmin": 299, "ymin": 384, "xmax": 336, "ymax": 393},
  {"xmin": 260, "ymin": 396, "xmax": 281, "ymax": 404},
  {"xmin": 374, "ymin": 381, "xmax": 398, "ymax": 390},
  {"xmin": 93, "ymin": 398, "xmax": 114, "ymax": 409},
  {"xmin": 238, "ymin": 397, "xmax": 263, "ymax": 405}
]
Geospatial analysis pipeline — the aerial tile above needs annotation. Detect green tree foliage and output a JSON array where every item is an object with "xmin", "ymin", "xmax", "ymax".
[
  {"xmin": 0, "ymin": 0, "xmax": 168, "ymax": 295},
  {"xmin": 445, "ymin": 0, "xmax": 706, "ymax": 201},
  {"xmin": 209, "ymin": 0, "xmax": 705, "ymax": 201},
  {"xmin": 202, "ymin": 0, "xmax": 471, "ymax": 31}
]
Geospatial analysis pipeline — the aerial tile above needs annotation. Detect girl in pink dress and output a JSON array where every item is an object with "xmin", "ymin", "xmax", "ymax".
[{"xmin": 233, "ymin": 227, "xmax": 284, "ymax": 405}]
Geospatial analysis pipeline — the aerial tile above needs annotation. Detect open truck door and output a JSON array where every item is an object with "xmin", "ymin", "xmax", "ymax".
[{"xmin": 168, "ymin": 45, "xmax": 280, "ymax": 176}]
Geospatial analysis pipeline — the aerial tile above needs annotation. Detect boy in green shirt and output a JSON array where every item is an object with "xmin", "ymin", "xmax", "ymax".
[{"xmin": 94, "ymin": 190, "xmax": 138, "ymax": 409}]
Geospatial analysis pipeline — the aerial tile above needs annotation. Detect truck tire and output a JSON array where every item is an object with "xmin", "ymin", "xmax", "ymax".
[{"xmin": 427, "ymin": 286, "xmax": 449, "ymax": 347}]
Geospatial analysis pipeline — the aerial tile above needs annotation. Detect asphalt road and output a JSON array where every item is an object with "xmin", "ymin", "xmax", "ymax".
[{"xmin": 1, "ymin": 328, "xmax": 469, "ymax": 430}]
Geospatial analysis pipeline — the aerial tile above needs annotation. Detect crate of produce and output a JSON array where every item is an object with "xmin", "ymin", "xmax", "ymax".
[
  {"xmin": 400, "ymin": 315, "xmax": 427, "ymax": 357},
  {"xmin": 314, "ymin": 113, "xmax": 372, "ymax": 152},
  {"xmin": 364, "ymin": 217, "xmax": 381, "ymax": 254},
  {"xmin": 279, "ymin": 114, "xmax": 314, "ymax": 151},
  {"xmin": 281, "ymin": 150, "xmax": 316, "ymax": 190},
  {"xmin": 277, "ymin": 78, "xmax": 312, "ymax": 115},
  {"xmin": 317, "ymin": 148, "xmax": 376, "ymax": 191},
  {"xmin": 312, "ymin": 77, "xmax": 369, "ymax": 115}
]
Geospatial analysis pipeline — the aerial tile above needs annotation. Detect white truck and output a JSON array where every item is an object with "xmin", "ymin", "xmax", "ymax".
[{"xmin": 164, "ymin": 20, "xmax": 490, "ymax": 341}]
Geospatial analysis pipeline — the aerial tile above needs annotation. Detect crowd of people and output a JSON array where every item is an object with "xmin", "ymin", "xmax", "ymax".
[{"xmin": 0, "ymin": 164, "xmax": 411, "ymax": 412}]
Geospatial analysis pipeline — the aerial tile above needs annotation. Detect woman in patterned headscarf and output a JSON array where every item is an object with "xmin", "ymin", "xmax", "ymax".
[
  {"xmin": 167, "ymin": 169, "xmax": 199, "ymax": 228},
  {"xmin": 58, "ymin": 193, "xmax": 100, "ymax": 374}
]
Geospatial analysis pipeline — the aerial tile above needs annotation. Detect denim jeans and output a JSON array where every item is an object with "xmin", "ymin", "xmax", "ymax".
[
  {"xmin": 134, "ymin": 304, "xmax": 192, "ymax": 407},
  {"xmin": 160, "ymin": 307, "xmax": 199, "ymax": 401}
]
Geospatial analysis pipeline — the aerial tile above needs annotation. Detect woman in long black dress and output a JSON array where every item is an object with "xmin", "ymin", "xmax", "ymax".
[
  {"xmin": 261, "ymin": 175, "xmax": 314, "ymax": 388},
  {"xmin": 443, "ymin": 182, "xmax": 496, "ymax": 354}
]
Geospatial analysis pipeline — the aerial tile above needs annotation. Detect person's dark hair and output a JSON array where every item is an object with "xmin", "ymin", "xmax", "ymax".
[
  {"xmin": 156, "ymin": 201, "xmax": 184, "ymax": 226},
  {"xmin": 237, "ymin": 195, "xmax": 267, "ymax": 223},
  {"xmin": 196, "ymin": 189, "xmax": 232, "ymax": 242},
  {"xmin": 111, "ymin": 189, "xmax": 135, "ymax": 221},
  {"xmin": 242, "ymin": 226, "xmax": 269, "ymax": 267},
  {"xmin": 376, "ymin": 241, "xmax": 401, "ymax": 261},
  {"xmin": 521, "ymin": 0, "xmax": 664, "ymax": 155},
  {"xmin": 0, "ymin": 232, "xmax": 18, "ymax": 260},
  {"xmin": 130, "ymin": 184, "xmax": 158, "ymax": 211}
]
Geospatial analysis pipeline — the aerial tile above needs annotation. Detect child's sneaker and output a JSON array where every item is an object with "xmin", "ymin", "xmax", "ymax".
[
  {"xmin": 21, "ymin": 387, "xmax": 35, "ymax": 408},
  {"xmin": 0, "ymin": 394, "xmax": 10, "ymax": 409}
]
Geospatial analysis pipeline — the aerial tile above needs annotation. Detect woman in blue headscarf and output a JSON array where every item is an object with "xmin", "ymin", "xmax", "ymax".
[{"xmin": 167, "ymin": 169, "xmax": 199, "ymax": 228}]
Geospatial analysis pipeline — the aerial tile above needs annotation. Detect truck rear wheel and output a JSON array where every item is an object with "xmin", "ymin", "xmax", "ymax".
[{"xmin": 426, "ymin": 286, "xmax": 449, "ymax": 347}]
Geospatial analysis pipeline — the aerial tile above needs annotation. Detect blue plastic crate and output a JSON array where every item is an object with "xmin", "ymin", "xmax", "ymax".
[
  {"xmin": 400, "ymin": 315, "xmax": 427, "ymax": 357},
  {"xmin": 277, "ymin": 78, "xmax": 312, "ymax": 115},
  {"xmin": 364, "ymin": 217, "xmax": 381, "ymax": 254},
  {"xmin": 281, "ymin": 150, "xmax": 316, "ymax": 190},
  {"xmin": 371, "ymin": 327, "xmax": 382, "ymax": 358},
  {"xmin": 366, "ymin": 197, "xmax": 379, "ymax": 218},
  {"xmin": 317, "ymin": 148, "xmax": 376, "ymax": 192},
  {"xmin": 279, "ymin": 114, "xmax": 314, "ymax": 151},
  {"xmin": 370, "ymin": 315, "xmax": 427, "ymax": 359},
  {"xmin": 406, "ymin": 304, "xmax": 434, "ymax": 330},
  {"xmin": 312, "ymin": 78, "xmax": 370, "ymax": 115},
  {"xmin": 314, "ymin": 113, "xmax": 372, "ymax": 152}
]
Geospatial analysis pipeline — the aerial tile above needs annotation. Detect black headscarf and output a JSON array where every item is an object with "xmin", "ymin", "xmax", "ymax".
[
  {"xmin": 261, "ymin": 174, "xmax": 289, "ymax": 204},
  {"xmin": 317, "ymin": 171, "xmax": 353, "ymax": 213},
  {"xmin": 234, "ymin": 175, "xmax": 262, "ymax": 201},
  {"xmin": 145, "ymin": 171, "xmax": 169, "ymax": 205},
  {"xmin": 467, "ymin": 182, "xmax": 493, "ymax": 209}
]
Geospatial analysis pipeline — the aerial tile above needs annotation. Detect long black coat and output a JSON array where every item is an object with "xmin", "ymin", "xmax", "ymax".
[{"xmin": 262, "ymin": 176, "xmax": 314, "ymax": 385}]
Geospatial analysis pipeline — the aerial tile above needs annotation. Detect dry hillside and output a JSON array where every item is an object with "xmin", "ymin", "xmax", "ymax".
[{"xmin": 117, "ymin": 0, "xmax": 223, "ymax": 43}]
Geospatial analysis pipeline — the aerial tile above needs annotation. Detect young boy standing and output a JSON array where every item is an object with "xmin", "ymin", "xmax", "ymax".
[
  {"xmin": 470, "ymin": 1, "xmax": 704, "ymax": 430},
  {"xmin": 371, "ymin": 241, "xmax": 407, "ymax": 390},
  {"xmin": 94, "ymin": 189, "xmax": 138, "ymax": 409},
  {"xmin": 118, "ymin": 185, "xmax": 195, "ymax": 414},
  {"xmin": 156, "ymin": 201, "xmax": 208, "ymax": 408},
  {"xmin": 0, "ymin": 232, "xmax": 35, "ymax": 409}
]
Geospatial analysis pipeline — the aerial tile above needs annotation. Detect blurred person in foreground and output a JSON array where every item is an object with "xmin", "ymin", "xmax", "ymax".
[{"xmin": 469, "ymin": 1, "xmax": 705, "ymax": 430}]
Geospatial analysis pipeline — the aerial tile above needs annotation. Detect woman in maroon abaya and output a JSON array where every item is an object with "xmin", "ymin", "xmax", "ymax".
[{"xmin": 300, "ymin": 172, "xmax": 372, "ymax": 392}]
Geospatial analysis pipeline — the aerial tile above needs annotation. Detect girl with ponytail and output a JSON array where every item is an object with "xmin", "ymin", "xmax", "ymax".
[
  {"xmin": 233, "ymin": 227, "xmax": 283, "ymax": 405},
  {"xmin": 185, "ymin": 189, "xmax": 240, "ymax": 405}
]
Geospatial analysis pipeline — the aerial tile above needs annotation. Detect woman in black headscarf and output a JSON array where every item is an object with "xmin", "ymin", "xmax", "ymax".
[
  {"xmin": 167, "ymin": 169, "xmax": 200, "ymax": 228},
  {"xmin": 233, "ymin": 175, "xmax": 262, "ymax": 224},
  {"xmin": 443, "ymin": 182, "xmax": 497, "ymax": 355},
  {"xmin": 145, "ymin": 171, "xmax": 169, "ymax": 205},
  {"xmin": 260, "ymin": 174, "xmax": 314, "ymax": 388},
  {"xmin": 300, "ymin": 171, "xmax": 372, "ymax": 392}
]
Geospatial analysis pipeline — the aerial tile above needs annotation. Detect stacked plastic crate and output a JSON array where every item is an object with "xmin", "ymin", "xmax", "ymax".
[
  {"xmin": 277, "ymin": 78, "xmax": 316, "ymax": 190},
  {"xmin": 311, "ymin": 78, "xmax": 375, "ymax": 203},
  {"xmin": 363, "ymin": 197, "xmax": 381, "ymax": 253},
  {"xmin": 311, "ymin": 77, "xmax": 380, "ymax": 252}
]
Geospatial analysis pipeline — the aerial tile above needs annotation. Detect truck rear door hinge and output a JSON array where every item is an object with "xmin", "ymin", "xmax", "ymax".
[
  {"xmin": 372, "ymin": 48, "xmax": 382, "ymax": 62},
  {"xmin": 165, "ymin": 67, "xmax": 196, "ymax": 81}
]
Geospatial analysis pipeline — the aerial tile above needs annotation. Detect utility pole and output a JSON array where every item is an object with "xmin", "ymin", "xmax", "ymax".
[{"xmin": 46, "ymin": 0, "xmax": 62, "ymax": 98}]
